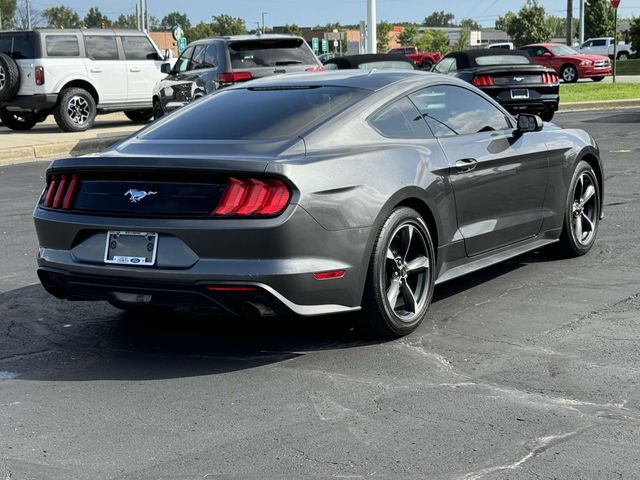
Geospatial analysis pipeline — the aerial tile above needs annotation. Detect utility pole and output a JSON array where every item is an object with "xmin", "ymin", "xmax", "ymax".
[
  {"xmin": 26, "ymin": 0, "xmax": 32, "ymax": 30},
  {"xmin": 261, "ymin": 12, "xmax": 267, "ymax": 33},
  {"xmin": 566, "ymin": 0, "xmax": 573, "ymax": 45},
  {"xmin": 367, "ymin": 0, "xmax": 376, "ymax": 53},
  {"xmin": 579, "ymin": 0, "xmax": 585, "ymax": 44},
  {"xmin": 0, "ymin": 8, "xmax": 3, "ymax": 31},
  {"xmin": 145, "ymin": 0, "xmax": 150, "ymax": 32},
  {"xmin": 136, "ymin": 4, "xmax": 140, "ymax": 30}
]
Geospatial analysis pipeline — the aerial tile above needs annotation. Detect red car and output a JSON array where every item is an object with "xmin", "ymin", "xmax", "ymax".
[
  {"xmin": 518, "ymin": 43, "xmax": 612, "ymax": 83},
  {"xmin": 387, "ymin": 46, "xmax": 442, "ymax": 70}
]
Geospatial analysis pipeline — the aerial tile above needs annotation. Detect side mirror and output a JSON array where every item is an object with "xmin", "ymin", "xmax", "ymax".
[
  {"xmin": 517, "ymin": 114, "xmax": 543, "ymax": 133},
  {"xmin": 543, "ymin": 52, "xmax": 552, "ymax": 57},
  {"xmin": 161, "ymin": 63, "xmax": 172, "ymax": 74}
]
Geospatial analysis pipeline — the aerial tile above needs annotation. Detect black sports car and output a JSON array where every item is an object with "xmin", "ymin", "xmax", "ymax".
[
  {"xmin": 323, "ymin": 53, "xmax": 415, "ymax": 71},
  {"xmin": 433, "ymin": 50, "xmax": 559, "ymax": 121},
  {"xmin": 34, "ymin": 71, "xmax": 603, "ymax": 337}
]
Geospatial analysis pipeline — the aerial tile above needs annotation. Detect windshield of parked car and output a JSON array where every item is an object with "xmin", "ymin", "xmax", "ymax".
[
  {"xmin": 475, "ymin": 55, "xmax": 531, "ymax": 65},
  {"xmin": 228, "ymin": 39, "xmax": 318, "ymax": 68},
  {"xmin": 142, "ymin": 86, "xmax": 369, "ymax": 141},
  {"xmin": 549, "ymin": 45, "xmax": 579, "ymax": 56}
]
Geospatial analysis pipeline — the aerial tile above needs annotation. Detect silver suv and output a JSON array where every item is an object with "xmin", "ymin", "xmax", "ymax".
[{"xmin": 0, "ymin": 29, "xmax": 169, "ymax": 132}]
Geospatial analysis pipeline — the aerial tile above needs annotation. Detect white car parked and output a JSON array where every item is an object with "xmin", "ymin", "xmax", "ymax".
[
  {"xmin": 579, "ymin": 37, "xmax": 635, "ymax": 61},
  {"xmin": 0, "ymin": 29, "xmax": 170, "ymax": 132}
]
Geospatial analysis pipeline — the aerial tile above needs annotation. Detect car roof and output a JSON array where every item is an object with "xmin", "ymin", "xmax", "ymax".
[
  {"xmin": 442, "ymin": 49, "xmax": 531, "ymax": 69},
  {"xmin": 25, "ymin": 28, "xmax": 149, "ymax": 36},
  {"xmin": 230, "ymin": 69, "xmax": 451, "ymax": 92},
  {"xmin": 324, "ymin": 54, "xmax": 414, "ymax": 68},
  {"xmin": 190, "ymin": 34, "xmax": 305, "ymax": 44}
]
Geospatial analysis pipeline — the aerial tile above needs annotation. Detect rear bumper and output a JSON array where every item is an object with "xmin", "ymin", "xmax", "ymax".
[
  {"xmin": 501, "ymin": 98, "xmax": 559, "ymax": 114},
  {"xmin": 1, "ymin": 94, "xmax": 58, "ymax": 112},
  {"xmin": 33, "ymin": 205, "xmax": 372, "ymax": 316}
]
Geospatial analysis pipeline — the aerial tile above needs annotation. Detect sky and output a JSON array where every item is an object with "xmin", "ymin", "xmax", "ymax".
[{"xmin": 27, "ymin": 0, "xmax": 640, "ymax": 27}]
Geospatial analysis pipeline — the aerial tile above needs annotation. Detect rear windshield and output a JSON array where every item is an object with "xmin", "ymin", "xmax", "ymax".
[
  {"xmin": 0, "ymin": 32, "xmax": 36, "ymax": 59},
  {"xmin": 357, "ymin": 61, "xmax": 414, "ymax": 71},
  {"xmin": 142, "ymin": 86, "xmax": 368, "ymax": 141},
  {"xmin": 228, "ymin": 39, "xmax": 318, "ymax": 69},
  {"xmin": 475, "ymin": 55, "xmax": 530, "ymax": 66}
]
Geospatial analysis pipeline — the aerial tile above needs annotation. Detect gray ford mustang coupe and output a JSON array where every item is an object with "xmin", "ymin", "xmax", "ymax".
[{"xmin": 33, "ymin": 70, "xmax": 603, "ymax": 337}]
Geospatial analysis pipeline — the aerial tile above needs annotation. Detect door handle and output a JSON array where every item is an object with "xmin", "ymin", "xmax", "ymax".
[
  {"xmin": 90, "ymin": 68, "xmax": 102, "ymax": 73},
  {"xmin": 129, "ymin": 67, "xmax": 142, "ymax": 72},
  {"xmin": 455, "ymin": 158, "xmax": 478, "ymax": 172}
]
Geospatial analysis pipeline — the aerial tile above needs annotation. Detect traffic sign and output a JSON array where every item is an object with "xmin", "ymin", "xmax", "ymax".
[
  {"xmin": 177, "ymin": 37, "xmax": 187, "ymax": 54},
  {"xmin": 610, "ymin": 0, "xmax": 620, "ymax": 8},
  {"xmin": 322, "ymin": 39, "xmax": 328, "ymax": 53},
  {"xmin": 312, "ymin": 37, "xmax": 319, "ymax": 52}
]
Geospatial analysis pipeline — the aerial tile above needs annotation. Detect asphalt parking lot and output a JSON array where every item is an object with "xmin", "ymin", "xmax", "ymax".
[{"xmin": 1, "ymin": 109, "xmax": 639, "ymax": 479}]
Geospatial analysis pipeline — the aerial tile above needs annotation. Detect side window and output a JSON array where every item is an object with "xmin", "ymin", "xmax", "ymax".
[
  {"xmin": 434, "ymin": 57, "xmax": 456, "ymax": 74},
  {"xmin": 204, "ymin": 43, "xmax": 218, "ymax": 68},
  {"xmin": 46, "ymin": 35, "xmax": 80, "ymax": 57},
  {"xmin": 583, "ymin": 41, "xmax": 593, "ymax": 48},
  {"xmin": 592, "ymin": 39, "xmax": 607, "ymax": 47},
  {"xmin": 0, "ymin": 33, "xmax": 35, "ymax": 59},
  {"xmin": 409, "ymin": 85, "xmax": 510, "ymax": 137},
  {"xmin": 85, "ymin": 36, "xmax": 119, "ymax": 60},
  {"xmin": 174, "ymin": 46, "xmax": 195, "ymax": 73},
  {"xmin": 191, "ymin": 44, "xmax": 215, "ymax": 69},
  {"xmin": 121, "ymin": 36, "xmax": 157, "ymax": 60},
  {"xmin": 369, "ymin": 97, "xmax": 432, "ymax": 139}
]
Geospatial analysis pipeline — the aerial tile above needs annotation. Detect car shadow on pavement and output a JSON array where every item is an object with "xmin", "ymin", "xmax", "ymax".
[{"xmin": 0, "ymin": 248, "xmax": 564, "ymax": 382}]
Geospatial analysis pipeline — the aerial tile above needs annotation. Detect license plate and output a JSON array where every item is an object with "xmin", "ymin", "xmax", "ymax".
[
  {"xmin": 104, "ymin": 231, "xmax": 158, "ymax": 266},
  {"xmin": 511, "ymin": 89, "xmax": 529, "ymax": 99}
]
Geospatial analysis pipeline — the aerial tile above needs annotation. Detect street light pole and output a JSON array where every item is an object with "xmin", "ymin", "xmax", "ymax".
[
  {"xmin": 579, "ymin": 0, "xmax": 585, "ymax": 44},
  {"xmin": 367, "ymin": 0, "xmax": 376, "ymax": 53},
  {"xmin": 26, "ymin": 0, "xmax": 32, "ymax": 30},
  {"xmin": 262, "ymin": 12, "xmax": 267, "ymax": 33}
]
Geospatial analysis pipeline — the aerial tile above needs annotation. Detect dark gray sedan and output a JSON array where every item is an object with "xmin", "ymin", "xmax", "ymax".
[{"xmin": 33, "ymin": 71, "xmax": 604, "ymax": 337}]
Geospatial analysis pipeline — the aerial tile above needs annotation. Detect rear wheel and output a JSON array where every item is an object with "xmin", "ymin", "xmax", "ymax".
[
  {"xmin": 617, "ymin": 52, "xmax": 629, "ymax": 61},
  {"xmin": 153, "ymin": 98, "xmax": 164, "ymax": 120},
  {"xmin": 0, "ymin": 108, "xmax": 38, "ymax": 130},
  {"xmin": 591, "ymin": 76, "xmax": 605, "ymax": 82},
  {"xmin": 54, "ymin": 87, "xmax": 97, "ymax": 132},
  {"xmin": 125, "ymin": 109, "xmax": 154, "ymax": 122},
  {"xmin": 539, "ymin": 110, "xmax": 554, "ymax": 122},
  {"xmin": 557, "ymin": 161, "xmax": 600, "ymax": 257},
  {"xmin": 561, "ymin": 64, "xmax": 578, "ymax": 83},
  {"xmin": 421, "ymin": 60, "xmax": 433, "ymax": 71},
  {"xmin": 357, "ymin": 207, "xmax": 436, "ymax": 338}
]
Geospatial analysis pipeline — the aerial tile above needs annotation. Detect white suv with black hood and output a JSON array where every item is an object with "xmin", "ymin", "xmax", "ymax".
[{"xmin": 0, "ymin": 29, "xmax": 169, "ymax": 132}]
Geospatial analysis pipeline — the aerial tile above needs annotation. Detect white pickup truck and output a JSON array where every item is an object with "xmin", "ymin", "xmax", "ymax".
[{"xmin": 579, "ymin": 37, "xmax": 635, "ymax": 60}]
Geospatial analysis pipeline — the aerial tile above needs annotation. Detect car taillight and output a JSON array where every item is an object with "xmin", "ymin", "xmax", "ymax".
[
  {"xmin": 541, "ymin": 72, "xmax": 558, "ymax": 83},
  {"xmin": 42, "ymin": 174, "xmax": 80, "ymax": 210},
  {"xmin": 212, "ymin": 177, "xmax": 290, "ymax": 217},
  {"xmin": 217, "ymin": 72, "xmax": 254, "ymax": 84},
  {"xmin": 305, "ymin": 66, "xmax": 325, "ymax": 72},
  {"xmin": 35, "ymin": 66, "xmax": 45, "ymax": 85},
  {"xmin": 472, "ymin": 75, "xmax": 494, "ymax": 87}
]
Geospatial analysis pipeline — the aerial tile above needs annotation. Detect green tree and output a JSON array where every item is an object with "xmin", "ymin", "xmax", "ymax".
[
  {"xmin": 398, "ymin": 24, "xmax": 419, "ymax": 46},
  {"xmin": 505, "ymin": 0, "xmax": 552, "ymax": 46},
  {"xmin": 423, "ymin": 11, "xmax": 455, "ymax": 27},
  {"xmin": 211, "ymin": 14, "xmax": 246, "ymax": 36},
  {"xmin": 458, "ymin": 18, "xmax": 480, "ymax": 30},
  {"xmin": 585, "ymin": 0, "xmax": 615, "ymax": 39},
  {"xmin": 324, "ymin": 22, "xmax": 341, "ymax": 31},
  {"xmin": 113, "ymin": 13, "xmax": 137, "ymax": 29},
  {"xmin": 283, "ymin": 24, "xmax": 302, "ymax": 36},
  {"xmin": 160, "ymin": 11, "xmax": 191, "ymax": 31},
  {"xmin": 629, "ymin": 17, "xmax": 640, "ymax": 55},
  {"xmin": 377, "ymin": 21, "xmax": 392, "ymax": 52},
  {"xmin": 41, "ymin": 6, "xmax": 81, "ymax": 29},
  {"xmin": 495, "ymin": 11, "xmax": 516, "ymax": 32},
  {"xmin": 83, "ymin": 7, "xmax": 110, "ymax": 28},
  {"xmin": 185, "ymin": 21, "xmax": 218, "ymax": 42},
  {"xmin": 453, "ymin": 29, "xmax": 470, "ymax": 51},
  {"xmin": 0, "ymin": 0, "xmax": 17, "ymax": 29}
]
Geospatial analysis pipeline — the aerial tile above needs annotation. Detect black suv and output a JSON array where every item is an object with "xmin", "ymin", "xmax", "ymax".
[{"xmin": 152, "ymin": 35, "xmax": 322, "ymax": 117}]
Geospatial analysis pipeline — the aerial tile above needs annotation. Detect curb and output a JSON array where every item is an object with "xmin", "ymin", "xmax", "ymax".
[
  {"xmin": 559, "ymin": 98, "xmax": 640, "ymax": 112},
  {"xmin": 0, "ymin": 134, "xmax": 129, "ymax": 167}
]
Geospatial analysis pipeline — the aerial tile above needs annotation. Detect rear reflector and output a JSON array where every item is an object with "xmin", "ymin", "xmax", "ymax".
[
  {"xmin": 206, "ymin": 285, "xmax": 259, "ymax": 292},
  {"xmin": 472, "ymin": 75, "xmax": 494, "ymax": 87},
  {"xmin": 35, "ymin": 66, "xmax": 45, "ymax": 85},
  {"xmin": 43, "ymin": 174, "xmax": 80, "ymax": 210},
  {"xmin": 213, "ymin": 177, "xmax": 290, "ymax": 217},
  {"xmin": 217, "ymin": 72, "xmax": 254, "ymax": 84},
  {"xmin": 314, "ymin": 270, "xmax": 346, "ymax": 280}
]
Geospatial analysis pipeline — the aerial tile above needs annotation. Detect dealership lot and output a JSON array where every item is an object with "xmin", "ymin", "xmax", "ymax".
[{"xmin": 1, "ymin": 110, "xmax": 639, "ymax": 478}]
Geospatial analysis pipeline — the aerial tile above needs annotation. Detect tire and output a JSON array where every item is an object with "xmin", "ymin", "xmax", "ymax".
[
  {"xmin": 539, "ymin": 110, "xmax": 554, "ymax": 122},
  {"xmin": 0, "ymin": 108, "xmax": 38, "ymax": 130},
  {"xmin": 153, "ymin": 98, "xmax": 164, "ymax": 119},
  {"xmin": 0, "ymin": 53, "xmax": 20, "ymax": 102},
  {"xmin": 591, "ymin": 76, "xmax": 605, "ymax": 82},
  {"xmin": 357, "ymin": 207, "xmax": 436, "ymax": 338},
  {"xmin": 557, "ymin": 160, "xmax": 600, "ymax": 257},
  {"xmin": 617, "ymin": 52, "xmax": 629, "ymax": 61},
  {"xmin": 421, "ymin": 60, "xmax": 433, "ymax": 71},
  {"xmin": 560, "ymin": 64, "xmax": 578, "ymax": 83},
  {"xmin": 125, "ymin": 109, "xmax": 154, "ymax": 122},
  {"xmin": 53, "ymin": 87, "xmax": 97, "ymax": 132}
]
